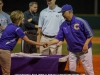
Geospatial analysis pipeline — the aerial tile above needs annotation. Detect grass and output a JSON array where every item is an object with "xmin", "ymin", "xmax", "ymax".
[
  {"xmin": 12, "ymin": 43, "xmax": 100, "ymax": 55},
  {"xmin": 12, "ymin": 44, "xmax": 21, "ymax": 53},
  {"xmin": 93, "ymin": 29, "xmax": 100, "ymax": 37},
  {"xmin": 92, "ymin": 44, "xmax": 100, "ymax": 55}
]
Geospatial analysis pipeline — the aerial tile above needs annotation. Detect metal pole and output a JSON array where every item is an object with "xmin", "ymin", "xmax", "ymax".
[{"xmin": 94, "ymin": 0, "xmax": 98, "ymax": 15}]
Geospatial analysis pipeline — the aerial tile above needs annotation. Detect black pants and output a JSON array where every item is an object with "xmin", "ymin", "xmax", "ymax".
[{"xmin": 21, "ymin": 34, "xmax": 37, "ymax": 53}]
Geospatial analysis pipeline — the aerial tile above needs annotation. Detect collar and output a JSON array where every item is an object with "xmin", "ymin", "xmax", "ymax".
[{"xmin": 47, "ymin": 5, "xmax": 59, "ymax": 12}]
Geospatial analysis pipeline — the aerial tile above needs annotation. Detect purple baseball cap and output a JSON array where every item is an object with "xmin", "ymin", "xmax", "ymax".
[{"xmin": 58, "ymin": 4, "xmax": 73, "ymax": 13}]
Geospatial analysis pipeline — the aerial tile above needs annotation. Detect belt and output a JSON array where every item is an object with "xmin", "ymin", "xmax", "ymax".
[{"xmin": 42, "ymin": 34, "xmax": 56, "ymax": 38}]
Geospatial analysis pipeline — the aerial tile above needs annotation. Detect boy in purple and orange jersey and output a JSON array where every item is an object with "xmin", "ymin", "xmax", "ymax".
[{"xmin": 0, "ymin": 10, "xmax": 45, "ymax": 75}]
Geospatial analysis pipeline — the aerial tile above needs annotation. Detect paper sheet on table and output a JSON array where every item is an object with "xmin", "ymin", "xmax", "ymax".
[{"xmin": 11, "ymin": 52, "xmax": 47, "ymax": 58}]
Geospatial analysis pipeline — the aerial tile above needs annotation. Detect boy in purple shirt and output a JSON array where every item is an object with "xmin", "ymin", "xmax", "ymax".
[
  {"xmin": 45, "ymin": 4, "xmax": 94, "ymax": 75},
  {"xmin": 0, "ymin": 10, "xmax": 44, "ymax": 75}
]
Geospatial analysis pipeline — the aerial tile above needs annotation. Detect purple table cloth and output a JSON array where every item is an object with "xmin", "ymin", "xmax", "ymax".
[{"xmin": 0, "ymin": 55, "xmax": 67, "ymax": 75}]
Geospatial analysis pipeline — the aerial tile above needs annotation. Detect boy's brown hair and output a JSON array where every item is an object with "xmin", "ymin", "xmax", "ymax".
[{"xmin": 10, "ymin": 10, "xmax": 24, "ymax": 24}]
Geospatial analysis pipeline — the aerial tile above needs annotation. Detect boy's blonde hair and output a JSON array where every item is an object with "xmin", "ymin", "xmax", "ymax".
[{"xmin": 10, "ymin": 10, "xmax": 24, "ymax": 24}]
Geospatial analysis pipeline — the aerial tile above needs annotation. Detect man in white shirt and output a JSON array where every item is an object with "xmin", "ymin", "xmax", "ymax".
[{"xmin": 37, "ymin": 0, "xmax": 64, "ymax": 55}]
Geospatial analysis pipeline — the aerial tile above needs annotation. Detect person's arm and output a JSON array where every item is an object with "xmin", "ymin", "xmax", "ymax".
[
  {"xmin": 0, "ymin": 26, "xmax": 5, "ymax": 30},
  {"xmin": 37, "ymin": 27, "xmax": 42, "ymax": 43},
  {"xmin": 82, "ymin": 20, "xmax": 94, "ymax": 53},
  {"xmin": 82, "ymin": 36, "xmax": 93, "ymax": 53},
  {"xmin": 56, "ymin": 41, "xmax": 63, "ymax": 47},
  {"xmin": 47, "ymin": 39, "xmax": 59, "ymax": 46},
  {"xmin": 0, "ymin": 14, "xmax": 12, "ymax": 30},
  {"xmin": 45, "ymin": 25, "xmax": 64, "ymax": 48},
  {"xmin": 22, "ymin": 35, "xmax": 44, "ymax": 46},
  {"xmin": 16, "ymin": 27, "xmax": 44, "ymax": 46},
  {"xmin": 36, "ymin": 27, "xmax": 42, "ymax": 49},
  {"xmin": 32, "ymin": 13, "xmax": 39, "ymax": 25},
  {"xmin": 24, "ymin": 12, "xmax": 38, "ymax": 28},
  {"xmin": 27, "ymin": 18, "xmax": 32, "ymax": 22}
]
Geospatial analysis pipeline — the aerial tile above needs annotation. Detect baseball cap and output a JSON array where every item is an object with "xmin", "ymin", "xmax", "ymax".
[{"xmin": 58, "ymin": 4, "xmax": 73, "ymax": 13}]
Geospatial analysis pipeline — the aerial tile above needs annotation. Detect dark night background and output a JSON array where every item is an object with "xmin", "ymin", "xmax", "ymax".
[{"xmin": 2, "ymin": 0, "xmax": 100, "ymax": 14}]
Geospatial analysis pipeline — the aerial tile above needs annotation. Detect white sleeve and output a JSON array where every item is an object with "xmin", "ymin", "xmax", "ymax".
[
  {"xmin": 38, "ymin": 11, "xmax": 44, "ymax": 27},
  {"xmin": 60, "ymin": 14, "xmax": 65, "ymax": 26}
]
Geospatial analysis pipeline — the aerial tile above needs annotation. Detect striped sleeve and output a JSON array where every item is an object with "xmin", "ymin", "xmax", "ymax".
[
  {"xmin": 76, "ymin": 17, "xmax": 94, "ymax": 38},
  {"xmin": 15, "ymin": 27, "xmax": 25, "ymax": 38}
]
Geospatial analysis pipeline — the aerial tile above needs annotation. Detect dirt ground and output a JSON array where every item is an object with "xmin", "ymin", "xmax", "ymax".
[
  {"xmin": 65, "ymin": 55, "xmax": 100, "ymax": 75},
  {"xmin": 91, "ymin": 37, "xmax": 100, "ymax": 44}
]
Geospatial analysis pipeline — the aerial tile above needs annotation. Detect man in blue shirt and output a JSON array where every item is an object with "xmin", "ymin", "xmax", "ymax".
[
  {"xmin": 0, "ymin": 0, "xmax": 12, "ymax": 38},
  {"xmin": 0, "ymin": 10, "xmax": 44, "ymax": 75},
  {"xmin": 45, "ymin": 4, "xmax": 94, "ymax": 75}
]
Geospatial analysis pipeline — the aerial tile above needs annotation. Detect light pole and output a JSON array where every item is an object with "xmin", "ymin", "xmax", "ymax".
[{"xmin": 94, "ymin": 0, "xmax": 98, "ymax": 15}]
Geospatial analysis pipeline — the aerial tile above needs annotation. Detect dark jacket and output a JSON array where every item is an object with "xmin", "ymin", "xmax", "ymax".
[{"xmin": 24, "ymin": 10, "xmax": 39, "ymax": 34}]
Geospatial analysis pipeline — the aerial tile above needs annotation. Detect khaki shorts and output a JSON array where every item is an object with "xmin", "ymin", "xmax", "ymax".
[
  {"xmin": 0, "ymin": 49, "xmax": 11, "ymax": 75},
  {"xmin": 40, "ymin": 35, "xmax": 62, "ymax": 55}
]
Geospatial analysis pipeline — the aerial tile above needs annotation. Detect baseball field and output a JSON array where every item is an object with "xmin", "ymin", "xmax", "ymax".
[{"xmin": 13, "ymin": 29, "xmax": 100, "ymax": 75}]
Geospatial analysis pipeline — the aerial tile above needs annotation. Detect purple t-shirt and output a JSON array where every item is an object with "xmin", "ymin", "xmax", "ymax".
[
  {"xmin": 55, "ymin": 16, "xmax": 93, "ymax": 53},
  {"xmin": 0, "ymin": 23, "xmax": 25, "ymax": 51}
]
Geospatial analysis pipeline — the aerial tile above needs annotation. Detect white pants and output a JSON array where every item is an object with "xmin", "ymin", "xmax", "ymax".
[
  {"xmin": 21, "ymin": 39, "xmax": 24, "ymax": 52},
  {"xmin": 69, "ymin": 48, "xmax": 94, "ymax": 75},
  {"xmin": 40, "ymin": 35, "xmax": 62, "ymax": 55}
]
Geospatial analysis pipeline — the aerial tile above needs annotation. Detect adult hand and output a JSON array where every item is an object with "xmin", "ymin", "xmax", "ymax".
[
  {"xmin": 0, "ymin": 26, "xmax": 5, "ymax": 30},
  {"xmin": 56, "ymin": 41, "xmax": 62, "ymax": 47},
  {"xmin": 43, "ymin": 43, "xmax": 48, "ymax": 48},
  {"xmin": 24, "ymin": 31, "xmax": 27, "ymax": 34},
  {"xmin": 35, "ymin": 25, "xmax": 38, "ymax": 28},
  {"xmin": 36, "ymin": 45, "xmax": 40, "ymax": 50},
  {"xmin": 82, "ymin": 44, "xmax": 88, "ymax": 53},
  {"xmin": 28, "ymin": 18, "xmax": 32, "ymax": 22}
]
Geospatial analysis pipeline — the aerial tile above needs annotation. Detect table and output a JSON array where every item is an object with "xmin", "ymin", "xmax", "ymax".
[{"xmin": 0, "ymin": 55, "xmax": 68, "ymax": 75}]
